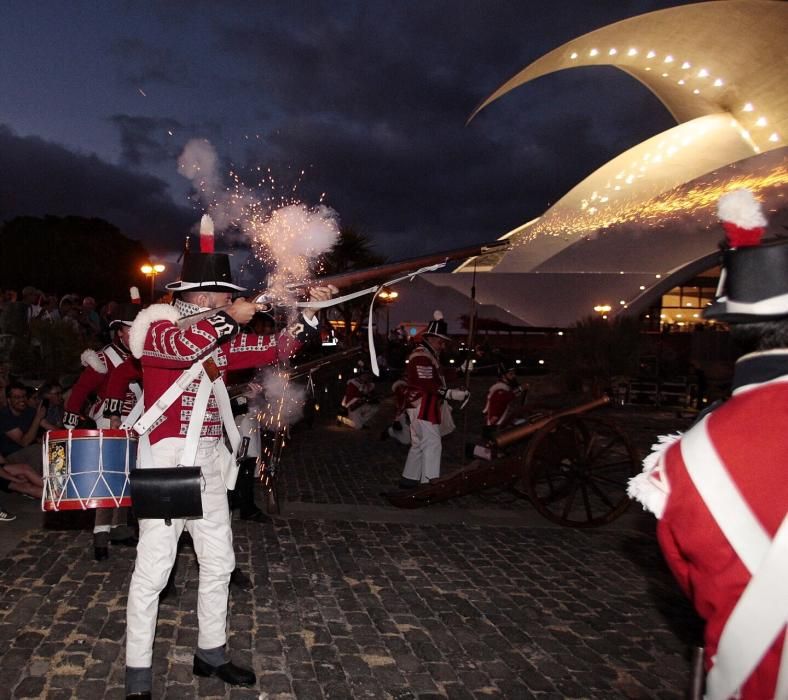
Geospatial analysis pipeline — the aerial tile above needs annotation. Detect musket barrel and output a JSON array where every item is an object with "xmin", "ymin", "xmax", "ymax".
[
  {"xmin": 493, "ymin": 395, "xmax": 610, "ymax": 448},
  {"xmin": 175, "ymin": 239, "xmax": 510, "ymax": 329},
  {"xmin": 288, "ymin": 239, "xmax": 510, "ymax": 290}
]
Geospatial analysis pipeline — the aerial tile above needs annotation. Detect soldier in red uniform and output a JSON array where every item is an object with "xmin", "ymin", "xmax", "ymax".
[
  {"xmin": 124, "ymin": 216, "xmax": 332, "ymax": 700},
  {"xmin": 63, "ymin": 300, "xmax": 141, "ymax": 560},
  {"xmin": 399, "ymin": 311, "xmax": 468, "ymax": 487},
  {"xmin": 338, "ymin": 362, "xmax": 377, "ymax": 429},
  {"xmin": 482, "ymin": 362, "xmax": 526, "ymax": 440},
  {"xmin": 629, "ymin": 190, "xmax": 788, "ymax": 700}
]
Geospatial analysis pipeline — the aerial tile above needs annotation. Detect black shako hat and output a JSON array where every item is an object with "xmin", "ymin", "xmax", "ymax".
[
  {"xmin": 497, "ymin": 361, "xmax": 517, "ymax": 377},
  {"xmin": 703, "ymin": 189, "xmax": 788, "ymax": 323},
  {"xmin": 423, "ymin": 310, "xmax": 451, "ymax": 340},
  {"xmin": 166, "ymin": 214, "xmax": 246, "ymax": 293},
  {"xmin": 109, "ymin": 287, "xmax": 143, "ymax": 329}
]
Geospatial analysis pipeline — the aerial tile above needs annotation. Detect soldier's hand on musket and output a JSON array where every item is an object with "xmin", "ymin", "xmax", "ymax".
[
  {"xmin": 303, "ymin": 285, "xmax": 338, "ymax": 321},
  {"xmin": 226, "ymin": 298, "xmax": 259, "ymax": 326}
]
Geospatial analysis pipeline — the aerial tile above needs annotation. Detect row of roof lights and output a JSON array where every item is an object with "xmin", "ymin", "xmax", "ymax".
[
  {"xmin": 568, "ymin": 48, "xmax": 781, "ymax": 145},
  {"xmin": 581, "ymin": 121, "xmax": 724, "ymax": 212}
]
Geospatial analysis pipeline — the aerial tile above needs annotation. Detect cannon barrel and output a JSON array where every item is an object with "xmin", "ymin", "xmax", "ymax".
[{"xmin": 493, "ymin": 395, "xmax": 610, "ymax": 448}]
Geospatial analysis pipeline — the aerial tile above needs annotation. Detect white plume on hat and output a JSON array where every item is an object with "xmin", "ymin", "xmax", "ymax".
[
  {"xmin": 717, "ymin": 189, "xmax": 767, "ymax": 230},
  {"xmin": 717, "ymin": 189, "xmax": 767, "ymax": 248}
]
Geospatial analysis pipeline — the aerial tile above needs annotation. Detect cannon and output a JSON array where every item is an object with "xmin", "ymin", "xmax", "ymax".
[{"xmin": 385, "ymin": 395, "xmax": 639, "ymax": 528}]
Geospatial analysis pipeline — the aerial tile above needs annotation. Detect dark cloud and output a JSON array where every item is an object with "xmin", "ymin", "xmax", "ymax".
[
  {"xmin": 193, "ymin": 0, "xmax": 678, "ymax": 257},
  {"xmin": 0, "ymin": 0, "xmax": 683, "ymax": 262},
  {"xmin": 109, "ymin": 115, "xmax": 186, "ymax": 166},
  {"xmin": 111, "ymin": 37, "xmax": 197, "ymax": 89},
  {"xmin": 0, "ymin": 125, "xmax": 193, "ymax": 252}
]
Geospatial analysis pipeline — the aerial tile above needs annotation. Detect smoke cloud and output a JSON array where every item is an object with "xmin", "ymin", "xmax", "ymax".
[
  {"xmin": 252, "ymin": 368, "xmax": 308, "ymax": 428},
  {"xmin": 177, "ymin": 138, "xmax": 257, "ymax": 231}
]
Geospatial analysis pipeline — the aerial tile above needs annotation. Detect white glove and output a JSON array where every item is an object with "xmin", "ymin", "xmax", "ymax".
[{"xmin": 444, "ymin": 388, "xmax": 471, "ymax": 409}]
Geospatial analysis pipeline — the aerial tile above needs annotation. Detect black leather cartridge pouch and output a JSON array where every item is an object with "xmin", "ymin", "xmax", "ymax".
[{"xmin": 129, "ymin": 466, "xmax": 204, "ymax": 525}]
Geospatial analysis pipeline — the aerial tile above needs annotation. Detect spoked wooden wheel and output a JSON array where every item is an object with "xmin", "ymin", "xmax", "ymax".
[{"xmin": 522, "ymin": 415, "xmax": 639, "ymax": 528}]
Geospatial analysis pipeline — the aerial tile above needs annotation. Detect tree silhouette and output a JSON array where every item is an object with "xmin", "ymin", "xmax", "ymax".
[
  {"xmin": 0, "ymin": 215, "xmax": 151, "ymax": 299},
  {"xmin": 556, "ymin": 315, "xmax": 641, "ymax": 396}
]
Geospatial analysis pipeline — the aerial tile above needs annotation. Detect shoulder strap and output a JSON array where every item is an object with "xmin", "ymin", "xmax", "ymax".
[
  {"xmin": 133, "ymin": 362, "xmax": 205, "ymax": 436},
  {"xmin": 104, "ymin": 346, "xmax": 124, "ymax": 368},
  {"xmin": 680, "ymin": 416, "xmax": 770, "ymax": 572}
]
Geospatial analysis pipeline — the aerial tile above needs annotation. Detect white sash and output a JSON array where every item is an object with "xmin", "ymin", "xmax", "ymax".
[
  {"xmin": 132, "ymin": 356, "xmax": 241, "ymax": 489},
  {"xmin": 680, "ymin": 417, "xmax": 788, "ymax": 699},
  {"xmin": 121, "ymin": 383, "xmax": 144, "ymax": 429},
  {"xmin": 104, "ymin": 346, "xmax": 124, "ymax": 368}
]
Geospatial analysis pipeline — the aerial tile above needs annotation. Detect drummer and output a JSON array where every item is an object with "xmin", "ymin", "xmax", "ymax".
[{"xmin": 63, "ymin": 295, "xmax": 141, "ymax": 561}]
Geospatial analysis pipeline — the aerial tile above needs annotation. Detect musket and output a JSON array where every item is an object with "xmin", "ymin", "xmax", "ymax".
[
  {"xmin": 227, "ymin": 346, "xmax": 363, "ymax": 398},
  {"xmin": 285, "ymin": 239, "xmax": 511, "ymax": 291},
  {"xmin": 287, "ymin": 346, "xmax": 364, "ymax": 379},
  {"xmin": 176, "ymin": 238, "xmax": 511, "ymax": 328}
]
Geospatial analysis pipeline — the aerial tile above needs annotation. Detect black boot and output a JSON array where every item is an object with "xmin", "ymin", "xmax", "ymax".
[
  {"xmin": 193, "ymin": 656, "xmax": 255, "ymax": 686},
  {"xmin": 235, "ymin": 458, "xmax": 269, "ymax": 522},
  {"xmin": 94, "ymin": 531, "xmax": 109, "ymax": 561},
  {"xmin": 230, "ymin": 567, "xmax": 252, "ymax": 591}
]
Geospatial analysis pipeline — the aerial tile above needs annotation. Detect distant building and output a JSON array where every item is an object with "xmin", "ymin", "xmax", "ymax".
[{"xmin": 410, "ymin": 0, "xmax": 788, "ymax": 330}]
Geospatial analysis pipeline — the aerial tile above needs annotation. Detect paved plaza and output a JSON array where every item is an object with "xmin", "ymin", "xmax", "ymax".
[{"xmin": 0, "ymin": 392, "xmax": 702, "ymax": 699}]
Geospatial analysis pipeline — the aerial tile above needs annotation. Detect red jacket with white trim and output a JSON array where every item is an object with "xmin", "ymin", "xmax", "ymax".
[
  {"xmin": 101, "ymin": 355, "xmax": 142, "ymax": 420},
  {"xmin": 483, "ymin": 380, "xmax": 524, "ymax": 427},
  {"xmin": 63, "ymin": 343, "xmax": 130, "ymax": 427},
  {"xmin": 655, "ymin": 368, "xmax": 788, "ymax": 699},
  {"xmin": 405, "ymin": 343, "xmax": 446, "ymax": 424},
  {"xmin": 342, "ymin": 378, "xmax": 374, "ymax": 412},
  {"xmin": 130, "ymin": 303, "xmax": 313, "ymax": 445}
]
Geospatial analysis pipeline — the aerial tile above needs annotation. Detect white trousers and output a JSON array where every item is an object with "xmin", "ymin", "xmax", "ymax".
[
  {"xmin": 402, "ymin": 409, "xmax": 442, "ymax": 483},
  {"xmin": 126, "ymin": 438, "xmax": 235, "ymax": 668}
]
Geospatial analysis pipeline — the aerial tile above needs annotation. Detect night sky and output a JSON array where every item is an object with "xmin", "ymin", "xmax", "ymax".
[{"xmin": 0, "ymin": 0, "xmax": 680, "ymax": 266}]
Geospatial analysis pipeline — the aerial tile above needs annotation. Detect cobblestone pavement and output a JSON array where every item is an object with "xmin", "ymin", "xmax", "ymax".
[{"xmin": 0, "ymin": 385, "xmax": 701, "ymax": 700}]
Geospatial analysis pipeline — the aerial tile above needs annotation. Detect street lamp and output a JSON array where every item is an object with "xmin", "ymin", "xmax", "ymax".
[
  {"xmin": 141, "ymin": 263, "xmax": 165, "ymax": 302},
  {"xmin": 379, "ymin": 289, "xmax": 399, "ymax": 340},
  {"xmin": 593, "ymin": 303, "xmax": 612, "ymax": 320}
]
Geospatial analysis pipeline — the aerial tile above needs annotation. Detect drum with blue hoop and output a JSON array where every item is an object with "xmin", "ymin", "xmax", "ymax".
[{"xmin": 42, "ymin": 429, "xmax": 137, "ymax": 511}]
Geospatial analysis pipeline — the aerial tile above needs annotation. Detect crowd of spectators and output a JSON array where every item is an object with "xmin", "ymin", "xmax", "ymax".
[
  {"xmin": 0, "ymin": 285, "xmax": 118, "ymax": 519},
  {"xmin": 0, "ymin": 286, "xmax": 116, "ymax": 346}
]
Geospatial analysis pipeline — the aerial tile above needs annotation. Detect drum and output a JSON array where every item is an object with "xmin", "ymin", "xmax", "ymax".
[{"xmin": 42, "ymin": 429, "xmax": 137, "ymax": 511}]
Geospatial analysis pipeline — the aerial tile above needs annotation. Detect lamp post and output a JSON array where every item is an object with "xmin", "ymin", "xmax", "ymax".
[
  {"xmin": 378, "ymin": 289, "xmax": 399, "ymax": 341},
  {"xmin": 141, "ymin": 263, "xmax": 166, "ymax": 302}
]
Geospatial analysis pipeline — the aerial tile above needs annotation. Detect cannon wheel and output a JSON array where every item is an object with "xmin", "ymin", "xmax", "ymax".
[{"xmin": 520, "ymin": 414, "xmax": 639, "ymax": 528}]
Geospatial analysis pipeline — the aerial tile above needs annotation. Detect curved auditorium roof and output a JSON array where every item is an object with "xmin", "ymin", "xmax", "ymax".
[{"xmin": 461, "ymin": 0, "xmax": 788, "ymax": 278}]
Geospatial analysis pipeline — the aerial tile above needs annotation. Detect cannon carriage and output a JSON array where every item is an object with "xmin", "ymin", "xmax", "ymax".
[{"xmin": 385, "ymin": 395, "xmax": 640, "ymax": 528}]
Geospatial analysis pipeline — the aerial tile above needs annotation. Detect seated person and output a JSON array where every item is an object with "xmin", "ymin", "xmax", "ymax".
[
  {"xmin": 37, "ymin": 381, "xmax": 65, "ymax": 431},
  {"xmin": 0, "ymin": 454, "xmax": 43, "ymax": 499},
  {"xmin": 0, "ymin": 382, "xmax": 45, "ymax": 470},
  {"xmin": 482, "ymin": 363, "xmax": 526, "ymax": 440},
  {"xmin": 338, "ymin": 364, "xmax": 378, "ymax": 429}
]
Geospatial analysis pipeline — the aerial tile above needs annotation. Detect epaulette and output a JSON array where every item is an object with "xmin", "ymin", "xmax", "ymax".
[
  {"xmin": 128, "ymin": 304, "xmax": 181, "ymax": 359},
  {"xmin": 627, "ymin": 432, "xmax": 682, "ymax": 519},
  {"xmin": 80, "ymin": 349, "xmax": 107, "ymax": 374}
]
